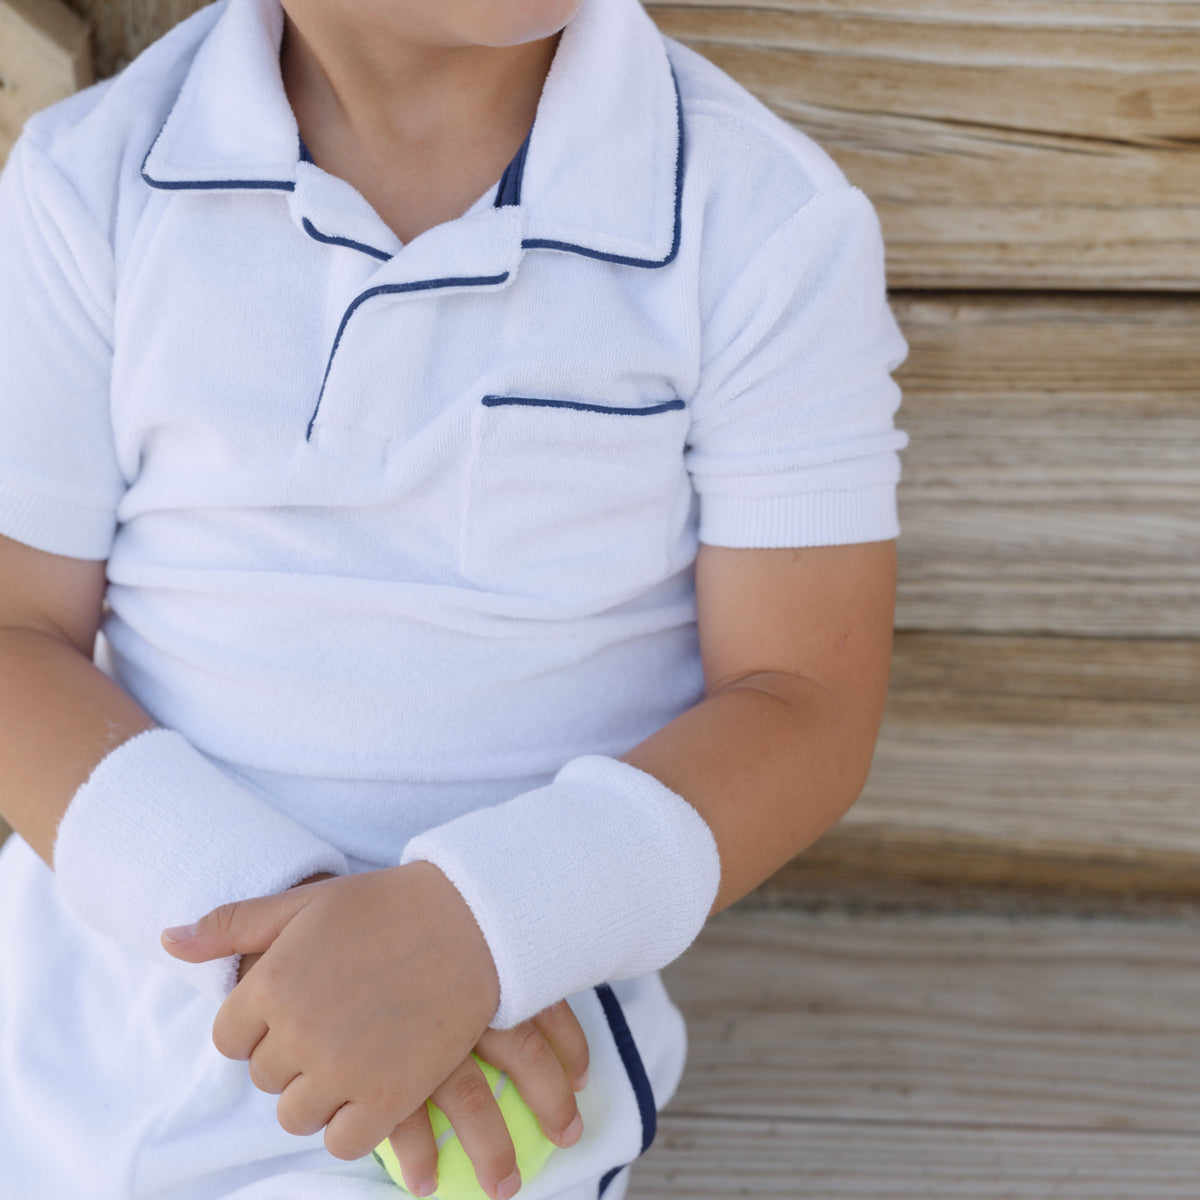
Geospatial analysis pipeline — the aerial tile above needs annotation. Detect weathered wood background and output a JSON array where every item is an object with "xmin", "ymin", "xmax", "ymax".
[{"xmin": 0, "ymin": 0, "xmax": 1198, "ymax": 907}]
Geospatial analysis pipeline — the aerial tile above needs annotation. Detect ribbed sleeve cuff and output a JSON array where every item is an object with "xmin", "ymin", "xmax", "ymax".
[
  {"xmin": 53, "ymin": 729, "xmax": 350, "ymax": 1003},
  {"xmin": 0, "ymin": 477, "xmax": 116, "ymax": 560},
  {"xmin": 400, "ymin": 755, "xmax": 721, "ymax": 1029},
  {"xmin": 698, "ymin": 484, "xmax": 899, "ymax": 549}
]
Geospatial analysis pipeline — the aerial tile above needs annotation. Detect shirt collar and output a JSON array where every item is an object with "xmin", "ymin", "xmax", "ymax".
[{"xmin": 141, "ymin": 0, "xmax": 682, "ymax": 267}]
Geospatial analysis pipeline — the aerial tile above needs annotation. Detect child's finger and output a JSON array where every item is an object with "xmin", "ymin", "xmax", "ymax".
[
  {"xmin": 212, "ymin": 986, "xmax": 270, "ymax": 1062},
  {"xmin": 160, "ymin": 887, "xmax": 313, "ymax": 963},
  {"xmin": 248, "ymin": 1033, "xmax": 300, "ymax": 1096},
  {"xmin": 275, "ymin": 1074, "xmax": 343, "ymax": 1140},
  {"xmin": 531, "ymin": 999, "xmax": 590, "ymax": 1092},
  {"xmin": 324, "ymin": 1098, "xmax": 404, "ymax": 1163},
  {"xmin": 475, "ymin": 1023, "xmax": 583, "ymax": 1150},
  {"xmin": 383, "ymin": 1105, "xmax": 439, "ymax": 1198},
  {"xmin": 430, "ymin": 1056, "xmax": 520, "ymax": 1200}
]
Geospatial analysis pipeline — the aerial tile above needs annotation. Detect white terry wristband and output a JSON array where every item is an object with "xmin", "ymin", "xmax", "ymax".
[
  {"xmin": 400, "ymin": 755, "xmax": 721, "ymax": 1030},
  {"xmin": 53, "ymin": 728, "xmax": 350, "ymax": 1003}
]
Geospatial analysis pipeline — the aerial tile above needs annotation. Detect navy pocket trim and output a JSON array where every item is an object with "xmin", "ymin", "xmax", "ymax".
[
  {"xmin": 482, "ymin": 396, "xmax": 684, "ymax": 417},
  {"xmin": 594, "ymin": 982, "xmax": 657, "ymax": 1197}
]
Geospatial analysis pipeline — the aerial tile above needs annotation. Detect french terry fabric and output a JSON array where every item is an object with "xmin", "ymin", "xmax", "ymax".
[{"xmin": 0, "ymin": 0, "xmax": 908, "ymax": 1193}]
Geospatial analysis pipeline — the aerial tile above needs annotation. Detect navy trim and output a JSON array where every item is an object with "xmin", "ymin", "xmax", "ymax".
[
  {"xmin": 301, "ymin": 218, "xmax": 392, "ymax": 263},
  {"xmin": 494, "ymin": 131, "xmax": 531, "ymax": 209},
  {"xmin": 140, "ymin": 120, "xmax": 295, "ymax": 192},
  {"xmin": 142, "ymin": 170, "xmax": 295, "ymax": 193},
  {"xmin": 482, "ymin": 396, "xmax": 684, "ymax": 417},
  {"xmin": 298, "ymin": 135, "xmax": 314, "ymax": 164},
  {"xmin": 594, "ymin": 982, "xmax": 657, "ymax": 1198},
  {"xmin": 521, "ymin": 66, "xmax": 685, "ymax": 270},
  {"xmin": 307, "ymin": 273, "xmax": 511, "ymax": 438}
]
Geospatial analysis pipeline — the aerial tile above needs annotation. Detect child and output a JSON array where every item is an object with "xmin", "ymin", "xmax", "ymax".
[{"xmin": 0, "ymin": 0, "xmax": 907, "ymax": 1196}]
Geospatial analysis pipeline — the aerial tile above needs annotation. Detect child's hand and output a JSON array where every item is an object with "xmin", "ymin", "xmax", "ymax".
[
  {"xmin": 161, "ymin": 864, "xmax": 501, "ymax": 1165},
  {"xmin": 383, "ymin": 1001, "xmax": 590, "ymax": 1198},
  {"xmin": 236, "ymin": 871, "xmax": 338, "ymax": 983}
]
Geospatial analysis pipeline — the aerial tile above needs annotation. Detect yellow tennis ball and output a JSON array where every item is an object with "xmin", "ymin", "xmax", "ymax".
[{"xmin": 374, "ymin": 1054, "xmax": 558, "ymax": 1199}]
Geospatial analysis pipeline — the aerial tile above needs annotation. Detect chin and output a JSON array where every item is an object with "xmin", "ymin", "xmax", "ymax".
[{"xmin": 467, "ymin": 0, "xmax": 585, "ymax": 47}]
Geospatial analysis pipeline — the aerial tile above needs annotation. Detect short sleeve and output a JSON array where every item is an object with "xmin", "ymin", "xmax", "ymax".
[
  {"xmin": 0, "ymin": 135, "xmax": 124, "ymax": 559},
  {"xmin": 685, "ymin": 185, "xmax": 909, "ymax": 549}
]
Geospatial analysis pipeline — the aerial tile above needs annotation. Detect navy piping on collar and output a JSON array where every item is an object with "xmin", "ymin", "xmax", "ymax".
[
  {"xmin": 141, "ymin": 65, "xmax": 683, "ymax": 261},
  {"xmin": 301, "ymin": 218, "xmax": 393, "ymax": 263},
  {"xmin": 520, "ymin": 65, "xmax": 685, "ymax": 270},
  {"xmin": 140, "ymin": 119, "xmax": 296, "ymax": 191},
  {"xmin": 297, "ymin": 137, "xmax": 393, "ymax": 262},
  {"xmin": 494, "ymin": 130, "xmax": 531, "ymax": 209},
  {"xmin": 306, "ymin": 273, "xmax": 511, "ymax": 439},
  {"xmin": 594, "ymin": 983, "xmax": 657, "ymax": 1198}
]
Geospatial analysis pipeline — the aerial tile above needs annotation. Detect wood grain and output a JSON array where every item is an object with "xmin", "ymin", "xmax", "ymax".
[
  {"xmin": 61, "ymin": 0, "xmax": 205, "ymax": 78},
  {"xmin": 763, "ymin": 631, "xmax": 1200, "ymax": 908},
  {"xmin": 630, "ymin": 1121, "xmax": 1200, "ymax": 1199},
  {"xmin": 623, "ymin": 906, "xmax": 1200, "ymax": 1197},
  {"xmin": 0, "ymin": 0, "xmax": 90, "ymax": 161},
  {"xmin": 661, "ymin": 907, "xmax": 1200, "ymax": 1129},
  {"xmin": 646, "ymin": 0, "xmax": 1200, "ymax": 289},
  {"xmin": 891, "ymin": 294, "xmax": 1200, "ymax": 637}
]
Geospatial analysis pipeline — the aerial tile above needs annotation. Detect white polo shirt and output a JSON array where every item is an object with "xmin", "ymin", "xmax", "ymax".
[{"xmin": 0, "ymin": 0, "xmax": 906, "ymax": 919}]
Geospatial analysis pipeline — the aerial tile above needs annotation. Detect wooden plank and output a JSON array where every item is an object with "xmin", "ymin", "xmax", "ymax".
[
  {"xmin": 765, "ymin": 632, "xmax": 1200, "ymax": 908},
  {"xmin": 61, "ymin": 0, "xmax": 205, "ymax": 79},
  {"xmin": 627, "ymin": 907, "xmax": 1200, "ymax": 1196},
  {"xmin": 657, "ymin": 907, "xmax": 1200, "ymax": 1130},
  {"xmin": 0, "ymin": 0, "xmax": 90, "ymax": 162},
  {"xmin": 890, "ymin": 294, "xmax": 1200, "ymax": 638},
  {"xmin": 630, "ymin": 1118, "xmax": 1200, "ymax": 1197},
  {"xmin": 645, "ymin": 0, "xmax": 1200, "ymax": 289}
]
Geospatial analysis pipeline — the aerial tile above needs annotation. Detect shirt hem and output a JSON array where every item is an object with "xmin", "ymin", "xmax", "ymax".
[
  {"xmin": 698, "ymin": 485, "xmax": 900, "ymax": 548},
  {"xmin": 0, "ymin": 480, "xmax": 116, "ymax": 560}
]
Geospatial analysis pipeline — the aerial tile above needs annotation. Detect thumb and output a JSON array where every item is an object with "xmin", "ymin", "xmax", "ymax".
[{"xmin": 161, "ymin": 886, "xmax": 312, "ymax": 963}]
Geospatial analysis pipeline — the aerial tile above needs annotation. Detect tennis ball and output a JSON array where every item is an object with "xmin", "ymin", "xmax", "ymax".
[{"xmin": 374, "ymin": 1054, "xmax": 558, "ymax": 1199}]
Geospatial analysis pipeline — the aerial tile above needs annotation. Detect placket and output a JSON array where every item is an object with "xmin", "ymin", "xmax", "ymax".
[{"xmin": 303, "ymin": 205, "xmax": 527, "ymax": 458}]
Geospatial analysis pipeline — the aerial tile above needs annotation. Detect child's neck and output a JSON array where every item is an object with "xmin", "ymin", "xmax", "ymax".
[{"xmin": 280, "ymin": 14, "xmax": 559, "ymax": 245}]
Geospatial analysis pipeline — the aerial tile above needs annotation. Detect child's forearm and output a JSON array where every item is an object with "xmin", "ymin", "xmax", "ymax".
[
  {"xmin": 622, "ymin": 540, "xmax": 894, "ymax": 916},
  {"xmin": 0, "ymin": 624, "xmax": 155, "ymax": 869},
  {"xmin": 621, "ymin": 666, "xmax": 885, "ymax": 916}
]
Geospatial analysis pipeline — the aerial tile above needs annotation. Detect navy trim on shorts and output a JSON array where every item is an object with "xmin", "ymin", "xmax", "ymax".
[
  {"xmin": 482, "ymin": 396, "xmax": 685, "ymax": 417},
  {"xmin": 594, "ymin": 982, "xmax": 657, "ymax": 1197},
  {"xmin": 307, "ymin": 273, "xmax": 512, "ymax": 439}
]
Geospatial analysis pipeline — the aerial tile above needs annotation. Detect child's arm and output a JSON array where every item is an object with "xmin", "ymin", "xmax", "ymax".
[
  {"xmin": 164, "ymin": 533, "xmax": 895, "ymax": 1175},
  {"xmin": 0, "ymin": 533, "xmax": 156, "ymax": 868},
  {"xmin": 0, "ymin": 532, "xmax": 350, "ymax": 998},
  {"xmin": 624, "ymin": 538, "xmax": 896, "ymax": 915}
]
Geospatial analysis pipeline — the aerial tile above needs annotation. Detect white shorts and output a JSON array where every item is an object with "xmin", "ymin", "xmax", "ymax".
[{"xmin": 0, "ymin": 834, "xmax": 687, "ymax": 1200}]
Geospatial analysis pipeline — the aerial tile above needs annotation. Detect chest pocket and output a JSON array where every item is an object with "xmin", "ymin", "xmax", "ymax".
[{"xmin": 460, "ymin": 395, "xmax": 691, "ymax": 607}]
